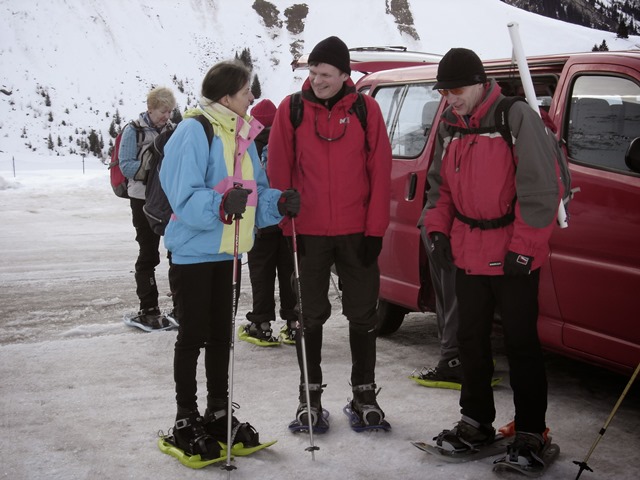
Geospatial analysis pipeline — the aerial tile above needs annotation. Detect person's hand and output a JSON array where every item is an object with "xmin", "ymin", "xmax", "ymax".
[
  {"xmin": 503, "ymin": 251, "xmax": 533, "ymax": 276},
  {"xmin": 429, "ymin": 232, "xmax": 453, "ymax": 272},
  {"xmin": 222, "ymin": 187, "xmax": 252, "ymax": 215},
  {"xmin": 358, "ymin": 236, "xmax": 383, "ymax": 267},
  {"xmin": 278, "ymin": 189, "xmax": 300, "ymax": 217}
]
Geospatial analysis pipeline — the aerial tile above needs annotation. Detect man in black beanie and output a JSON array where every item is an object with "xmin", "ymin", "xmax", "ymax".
[
  {"xmin": 421, "ymin": 47, "xmax": 560, "ymax": 473},
  {"xmin": 267, "ymin": 36, "xmax": 393, "ymax": 433}
]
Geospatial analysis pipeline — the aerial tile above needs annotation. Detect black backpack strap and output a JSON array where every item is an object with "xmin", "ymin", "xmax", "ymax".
[
  {"xmin": 494, "ymin": 96, "xmax": 526, "ymax": 148},
  {"xmin": 349, "ymin": 93, "xmax": 368, "ymax": 131},
  {"xmin": 289, "ymin": 91, "xmax": 303, "ymax": 130},
  {"xmin": 193, "ymin": 114, "xmax": 214, "ymax": 146}
]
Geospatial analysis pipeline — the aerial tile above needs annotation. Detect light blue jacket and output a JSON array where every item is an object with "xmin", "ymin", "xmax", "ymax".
[{"xmin": 160, "ymin": 107, "xmax": 283, "ymax": 265}]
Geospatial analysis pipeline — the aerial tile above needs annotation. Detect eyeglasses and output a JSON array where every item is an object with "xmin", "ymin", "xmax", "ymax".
[
  {"xmin": 314, "ymin": 112, "xmax": 347, "ymax": 142},
  {"xmin": 437, "ymin": 86, "xmax": 468, "ymax": 96}
]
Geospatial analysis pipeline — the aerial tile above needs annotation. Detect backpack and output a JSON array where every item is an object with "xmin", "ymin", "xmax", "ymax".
[
  {"xmin": 450, "ymin": 96, "xmax": 573, "ymax": 211},
  {"xmin": 494, "ymin": 97, "xmax": 572, "ymax": 210},
  {"xmin": 108, "ymin": 121, "xmax": 142, "ymax": 198},
  {"xmin": 289, "ymin": 91, "xmax": 368, "ymax": 131},
  {"xmin": 142, "ymin": 115, "xmax": 214, "ymax": 235}
]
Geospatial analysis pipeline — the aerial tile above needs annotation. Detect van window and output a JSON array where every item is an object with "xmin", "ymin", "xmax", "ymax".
[
  {"xmin": 567, "ymin": 75, "xmax": 640, "ymax": 173},
  {"xmin": 373, "ymin": 83, "xmax": 440, "ymax": 158}
]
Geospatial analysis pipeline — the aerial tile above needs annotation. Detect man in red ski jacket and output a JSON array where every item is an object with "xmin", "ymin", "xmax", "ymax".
[
  {"xmin": 268, "ymin": 36, "xmax": 392, "ymax": 431},
  {"xmin": 422, "ymin": 47, "xmax": 561, "ymax": 470}
]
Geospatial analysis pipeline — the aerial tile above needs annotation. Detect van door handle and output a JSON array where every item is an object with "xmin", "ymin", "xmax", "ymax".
[{"xmin": 405, "ymin": 173, "xmax": 418, "ymax": 200}]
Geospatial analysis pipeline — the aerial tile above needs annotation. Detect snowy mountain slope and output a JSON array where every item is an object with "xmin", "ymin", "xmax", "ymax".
[{"xmin": 0, "ymin": 0, "xmax": 639, "ymax": 160}]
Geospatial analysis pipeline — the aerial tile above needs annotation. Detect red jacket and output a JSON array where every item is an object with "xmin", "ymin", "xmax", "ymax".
[
  {"xmin": 424, "ymin": 80, "xmax": 561, "ymax": 275},
  {"xmin": 267, "ymin": 79, "xmax": 391, "ymax": 237}
]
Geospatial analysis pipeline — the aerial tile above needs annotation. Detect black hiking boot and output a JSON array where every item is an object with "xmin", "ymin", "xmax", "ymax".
[
  {"xmin": 203, "ymin": 399, "xmax": 260, "ymax": 448},
  {"xmin": 435, "ymin": 417, "xmax": 496, "ymax": 452},
  {"xmin": 294, "ymin": 383, "xmax": 324, "ymax": 427},
  {"xmin": 416, "ymin": 358, "xmax": 463, "ymax": 383},
  {"xmin": 129, "ymin": 306, "xmax": 172, "ymax": 331},
  {"xmin": 350, "ymin": 383, "xmax": 386, "ymax": 426},
  {"xmin": 242, "ymin": 321, "xmax": 278, "ymax": 343},
  {"xmin": 173, "ymin": 407, "xmax": 221, "ymax": 460}
]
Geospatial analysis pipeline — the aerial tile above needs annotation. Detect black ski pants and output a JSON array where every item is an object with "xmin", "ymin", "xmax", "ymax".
[
  {"xmin": 130, "ymin": 198, "xmax": 160, "ymax": 310},
  {"xmin": 171, "ymin": 260, "xmax": 240, "ymax": 411},
  {"xmin": 246, "ymin": 226, "xmax": 296, "ymax": 324},
  {"xmin": 455, "ymin": 268, "xmax": 548, "ymax": 434},
  {"xmin": 294, "ymin": 234, "xmax": 379, "ymax": 388}
]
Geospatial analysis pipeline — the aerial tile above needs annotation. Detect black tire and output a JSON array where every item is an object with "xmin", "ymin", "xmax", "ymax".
[{"xmin": 376, "ymin": 300, "xmax": 410, "ymax": 336}]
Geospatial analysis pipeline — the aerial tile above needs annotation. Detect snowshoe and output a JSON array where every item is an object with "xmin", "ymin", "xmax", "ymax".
[
  {"xmin": 237, "ymin": 322, "xmax": 280, "ymax": 347},
  {"xmin": 204, "ymin": 402, "xmax": 277, "ymax": 456},
  {"xmin": 278, "ymin": 322, "xmax": 297, "ymax": 345},
  {"xmin": 344, "ymin": 383, "xmax": 391, "ymax": 432},
  {"xmin": 164, "ymin": 308, "xmax": 179, "ymax": 328},
  {"xmin": 157, "ymin": 409, "xmax": 225, "ymax": 469},
  {"xmin": 157, "ymin": 432, "xmax": 226, "ymax": 469},
  {"xmin": 412, "ymin": 418, "xmax": 512, "ymax": 463},
  {"xmin": 289, "ymin": 383, "xmax": 329, "ymax": 433},
  {"xmin": 123, "ymin": 307, "xmax": 175, "ymax": 332},
  {"xmin": 493, "ymin": 430, "xmax": 560, "ymax": 477},
  {"xmin": 409, "ymin": 358, "xmax": 502, "ymax": 390}
]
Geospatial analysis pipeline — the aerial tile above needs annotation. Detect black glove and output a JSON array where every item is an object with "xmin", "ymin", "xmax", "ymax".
[
  {"xmin": 429, "ymin": 232, "xmax": 453, "ymax": 272},
  {"xmin": 222, "ymin": 187, "xmax": 252, "ymax": 215},
  {"xmin": 358, "ymin": 236, "xmax": 383, "ymax": 267},
  {"xmin": 278, "ymin": 189, "xmax": 300, "ymax": 217},
  {"xmin": 503, "ymin": 251, "xmax": 534, "ymax": 276}
]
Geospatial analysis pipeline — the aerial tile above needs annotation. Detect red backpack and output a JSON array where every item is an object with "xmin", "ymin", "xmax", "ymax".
[{"xmin": 108, "ymin": 121, "xmax": 142, "ymax": 198}]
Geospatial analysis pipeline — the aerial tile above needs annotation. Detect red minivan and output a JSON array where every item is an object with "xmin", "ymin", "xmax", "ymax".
[{"xmin": 352, "ymin": 50, "xmax": 640, "ymax": 374}]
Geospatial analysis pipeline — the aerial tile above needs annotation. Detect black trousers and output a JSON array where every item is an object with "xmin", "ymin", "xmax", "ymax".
[
  {"xmin": 295, "ymin": 234, "xmax": 379, "ymax": 387},
  {"xmin": 246, "ymin": 227, "xmax": 296, "ymax": 324},
  {"xmin": 130, "ymin": 198, "xmax": 160, "ymax": 310},
  {"xmin": 455, "ymin": 269, "xmax": 548, "ymax": 434},
  {"xmin": 171, "ymin": 260, "xmax": 240, "ymax": 410}
]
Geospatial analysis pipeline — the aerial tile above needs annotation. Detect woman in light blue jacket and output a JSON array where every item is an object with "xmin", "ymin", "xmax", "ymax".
[{"xmin": 158, "ymin": 60, "xmax": 300, "ymax": 464}]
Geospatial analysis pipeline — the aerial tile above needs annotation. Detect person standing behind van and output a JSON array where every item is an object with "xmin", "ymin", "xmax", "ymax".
[
  {"xmin": 268, "ymin": 36, "xmax": 392, "ymax": 431},
  {"xmin": 422, "ymin": 48, "xmax": 560, "ymax": 471},
  {"xmin": 119, "ymin": 86, "xmax": 176, "ymax": 331}
]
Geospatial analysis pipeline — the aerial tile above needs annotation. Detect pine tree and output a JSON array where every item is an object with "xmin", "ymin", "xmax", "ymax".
[
  {"xmin": 239, "ymin": 48, "xmax": 253, "ymax": 69},
  {"xmin": 617, "ymin": 18, "xmax": 629, "ymax": 38},
  {"xmin": 251, "ymin": 74, "xmax": 262, "ymax": 99},
  {"xmin": 47, "ymin": 134, "xmax": 54, "ymax": 150}
]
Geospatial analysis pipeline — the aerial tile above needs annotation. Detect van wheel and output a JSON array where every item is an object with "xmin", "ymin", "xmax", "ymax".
[{"xmin": 376, "ymin": 300, "xmax": 410, "ymax": 336}]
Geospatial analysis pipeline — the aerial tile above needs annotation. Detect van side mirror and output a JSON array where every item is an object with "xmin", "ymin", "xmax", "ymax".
[{"xmin": 625, "ymin": 137, "xmax": 640, "ymax": 173}]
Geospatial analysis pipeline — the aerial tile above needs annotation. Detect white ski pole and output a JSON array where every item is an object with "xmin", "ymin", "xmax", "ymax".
[
  {"xmin": 223, "ymin": 212, "xmax": 242, "ymax": 477},
  {"xmin": 291, "ymin": 217, "xmax": 319, "ymax": 460}
]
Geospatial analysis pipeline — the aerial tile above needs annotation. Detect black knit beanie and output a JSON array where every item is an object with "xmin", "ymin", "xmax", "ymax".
[
  {"xmin": 308, "ymin": 36, "xmax": 351, "ymax": 75},
  {"xmin": 433, "ymin": 48, "xmax": 487, "ymax": 90}
]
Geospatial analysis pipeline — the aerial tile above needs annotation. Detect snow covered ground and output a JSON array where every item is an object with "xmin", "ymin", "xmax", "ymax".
[{"xmin": 1, "ymin": 153, "xmax": 639, "ymax": 480}]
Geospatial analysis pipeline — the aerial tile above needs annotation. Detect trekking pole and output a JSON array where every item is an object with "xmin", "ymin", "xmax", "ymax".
[
  {"xmin": 573, "ymin": 361, "xmax": 640, "ymax": 479},
  {"xmin": 222, "ymin": 213, "xmax": 242, "ymax": 477},
  {"xmin": 291, "ymin": 217, "xmax": 319, "ymax": 460}
]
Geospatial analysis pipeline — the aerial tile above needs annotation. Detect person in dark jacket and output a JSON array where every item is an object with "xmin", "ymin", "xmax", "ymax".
[
  {"xmin": 422, "ymin": 48, "xmax": 561, "ymax": 471},
  {"xmin": 240, "ymin": 99, "xmax": 297, "ymax": 345},
  {"xmin": 268, "ymin": 36, "xmax": 392, "ymax": 431}
]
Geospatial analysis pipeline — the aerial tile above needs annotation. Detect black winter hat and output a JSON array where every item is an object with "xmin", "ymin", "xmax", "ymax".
[
  {"xmin": 308, "ymin": 36, "xmax": 351, "ymax": 75},
  {"xmin": 433, "ymin": 48, "xmax": 487, "ymax": 90}
]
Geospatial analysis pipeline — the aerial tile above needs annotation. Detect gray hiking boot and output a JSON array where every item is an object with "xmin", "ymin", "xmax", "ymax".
[
  {"xmin": 436, "ymin": 417, "xmax": 496, "ymax": 452},
  {"xmin": 295, "ymin": 383, "xmax": 324, "ymax": 427},
  {"xmin": 351, "ymin": 383, "xmax": 385, "ymax": 426}
]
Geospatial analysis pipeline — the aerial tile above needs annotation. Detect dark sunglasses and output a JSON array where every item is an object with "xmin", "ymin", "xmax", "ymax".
[{"xmin": 437, "ymin": 86, "xmax": 468, "ymax": 96}]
